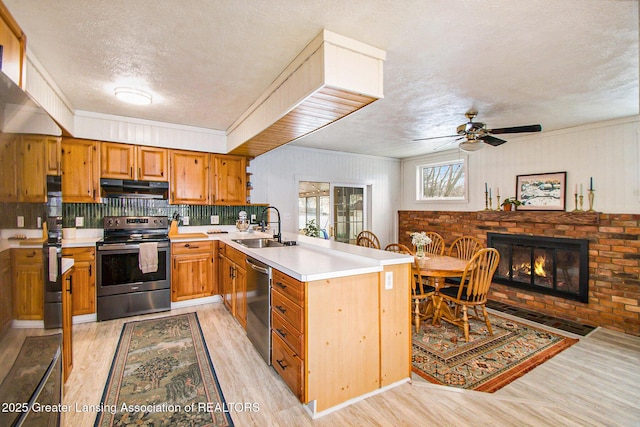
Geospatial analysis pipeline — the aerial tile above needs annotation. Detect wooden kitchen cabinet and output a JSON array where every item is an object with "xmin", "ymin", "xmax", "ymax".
[
  {"xmin": 12, "ymin": 248, "xmax": 43, "ymax": 320},
  {"xmin": 61, "ymin": 247, "xmax": 95, "ymax": 316},
  {"xmin": 271, "ymin": 269, "xmax": 305, "ymax": 400},
  {"xmin": 18, "ymin": 135, "xmax": 48, "ymax": 202},
  {"xmin": 100, "ymin": 142, "xmax": 168, "ymax": 181},
  {"xmin": 169, "ymin": 149, "xmax": 210, "ymax": 205},
  {"xmin": 0, "ymin": 249, "xmax": 12, "ymax": 333},
  {"xmin": 0, "ymin": 3, "xmax": 26, "ymax": 87},
  {"xmin": 219, "ymin": 243, "xmax": 247, "ymax": 328},
  {"xmin": 61, "ymin": 138, "xmax": 99, "ymax": 203},
  {"xmin": 0, "ymin": 133, "xmax": 17, "ymax": 201},
  {"xmin": 171, "ymin": 241, "xmax": 215, "ymax": 302},
  {"xmin": 46, "ymin": 136, "xmax": 62, "ymax": 176},
  {"xmin": 212, "ymin": 154, "xmax": 246, "ymax": 205}
]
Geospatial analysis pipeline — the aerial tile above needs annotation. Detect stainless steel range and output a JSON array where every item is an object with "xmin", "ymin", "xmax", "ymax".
[{"xmin": 96, "ymin": 216, "xmax": 171, "ymax": 321}]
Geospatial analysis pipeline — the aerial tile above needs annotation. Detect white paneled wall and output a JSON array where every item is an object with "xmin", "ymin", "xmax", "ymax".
[
  {"xmin": 250, "ymin": 146, "xmax": 401, "ymax": 247},
  {"xmin": 402, "ymin": 116, "xmax": 640, "ymax": 214}
]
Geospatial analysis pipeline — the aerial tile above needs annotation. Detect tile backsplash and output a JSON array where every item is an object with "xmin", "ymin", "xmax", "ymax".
[{"xmin": 62, "ymin": 199, "xmax": 267, "ymax": 228}]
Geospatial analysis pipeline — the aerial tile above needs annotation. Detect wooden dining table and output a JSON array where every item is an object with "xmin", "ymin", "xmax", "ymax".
[{"xmin": 414, "ymin": 254, "xmax": 469, "ymax": 330}]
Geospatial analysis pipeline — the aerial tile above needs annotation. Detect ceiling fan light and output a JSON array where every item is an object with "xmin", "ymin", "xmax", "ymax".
[
  {"xmin": 114, "ymin": 87, "xmax": 152, "ymax": 105},
  {"xmin": 458, "ymin": 140, "xmax": 484, "ymax": 152}
]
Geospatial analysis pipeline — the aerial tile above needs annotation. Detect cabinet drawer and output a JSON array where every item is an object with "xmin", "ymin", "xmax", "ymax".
[
  {"xmin": 13, "ymin": 249, "xmax": 43, "ymax": 263},
  {"xmin": 272, "ymin": 310, "xmax": 304, "ymax": 358},
  {"xmin": 225, "ymin": 246, "xmax": 246, "ymax": 267},
  {"xmin": 62, "ymin": 246, "xmax": 95, "ymax": 261},
  {"xmin": 272, "ymin": 270, "xmax": 304, "ymax": 305},
  {"xmin": 271, "ymin": 331, "xmax": 303, "ymax": 402},
  {"xmin": 272, "ymin": 289, "xmax": 303, "ymax": 334},
  {"xmin": 171, "ymin": 240, "xmax": 213, "ymax": 255}
]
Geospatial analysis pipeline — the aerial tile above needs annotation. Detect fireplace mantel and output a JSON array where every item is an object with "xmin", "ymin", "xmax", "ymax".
[{"xmin": 476, "ymin": 211, "xmax": 600, "ymax": 225}]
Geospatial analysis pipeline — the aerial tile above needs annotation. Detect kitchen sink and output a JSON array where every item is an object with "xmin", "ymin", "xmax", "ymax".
[{"xmin": 232, "ymin": 238, "xmax": 297, "ymax": 248}]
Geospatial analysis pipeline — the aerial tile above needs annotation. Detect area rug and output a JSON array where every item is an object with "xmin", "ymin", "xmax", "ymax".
[
  {"xmin": 95, "ymin": 312, "xmax": 234, "ymax": 427},
  {"xmin": 0, "ymin": 333, "xmax": 61, "ymax": 427},
  {"xmin": 412, "ymin": 312, "xmax": 578, "ymax": 392}
]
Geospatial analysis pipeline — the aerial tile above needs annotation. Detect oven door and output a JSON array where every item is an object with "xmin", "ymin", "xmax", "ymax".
[{"xmin": 97, "ymin": 241, "xmax": 170, "ymax": 297}]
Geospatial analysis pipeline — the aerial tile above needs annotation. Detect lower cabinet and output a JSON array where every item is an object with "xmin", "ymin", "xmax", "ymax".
[
  {"xmin": 61, "ymin": 246, "xmax": 96, "ymax": 316},
  {"xmin": 1, "ymin": 249, "xmax": 12, "ymax": 331},
  {"xmin": 271, "ymin": 269, "xmax": 305, "ymax": 401},
  {"xmin": 12, "ymin": 248, "xmax": 44, "ymax": 320},
  {"xmin": 171, "ymin": 241, "xmax": 215, "ymax": 302},
  {"xmin": 219, "ymin": 243, "xmax": 247, "ymax": 328}
]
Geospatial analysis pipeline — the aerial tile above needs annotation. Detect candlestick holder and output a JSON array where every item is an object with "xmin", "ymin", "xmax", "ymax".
[
  {"xmin": 572, "ymin": 193, "xmax": 579, "ymax": 212},
  {"xmin": 489, "ymin": 197, "xmax": 493, "ymax": 210},
  {"xmin": 495, "ymin": 195, "xmax": 501, "ymax": 211},
  {"xmin": 578, "ymin": 194, "xmax": 584, "ymax": 211},
  {"xmin": 484, "ymin": 191, "xmax": 489, "ymax": 210},
  {"xmin": 587, "ymin": 190, "xmax": 595, "ymax": 212}
]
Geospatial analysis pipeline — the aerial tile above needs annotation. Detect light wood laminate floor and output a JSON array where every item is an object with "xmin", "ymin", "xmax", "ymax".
[{"xmin": 3, "ymin": 303, "xmax": 639, "ymax": 426}]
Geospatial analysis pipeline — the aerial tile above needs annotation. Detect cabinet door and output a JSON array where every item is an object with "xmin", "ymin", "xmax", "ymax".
[
  {"xmin": 0, "ymin": 134, "xmax": 17, "ymax": 201},
  {"xmin": 46, "ymin": 136, "xmax": 61, "ymax": 176},
  {"xmin": 0, "ymin": 251, "xmax": 12, "ymax": 331},
  {"xmin": 19, "ymin": 135, "xmax": 47, "ymax": 202},
  {"xmin": 12, "ymin": 250, "xmax": 43, "ymax": 320},
  {"xmin": 100, "ymin": 142, "xmax": 135, "ymax": 179},
  {"xmin": 62, "ymin": 247, "xmax": 95, "ymax": 316},
  {"xmin": 0, "ymin": 12, "xmax": 24, "ymax": 87},
  {"xmin": 61, "ymin": 139, "xmax": 99, "ymax": 202},
  {"xmin": 137, "ymin": 146, "xmax": 168, "ymax": 181},
  {"xmin": 213, "ymin": 155, "xmax": 246, "ymax": 205},
  {"xmin": 169, "ymin": 150, "xmax": 209, "ymax": 205},
  {"xmin": 62, "ymin": 269, "xmax": 73, "ymax": 382},
  {"xmin": 234, "ymin": 264, "xmax": 247, "ymax": 328},
  {"xmin": 171, "ymin": 252, "xmax": 213, "ymax": 302},
  {"xmin": 220, "ymin": 256, "xmax": 234, "ymax": 312}
]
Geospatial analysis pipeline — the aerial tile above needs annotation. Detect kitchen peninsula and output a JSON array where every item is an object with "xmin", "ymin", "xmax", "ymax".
[{"xmin": 172, "ymin": 229, "xmax": 413, "ymax": 416}]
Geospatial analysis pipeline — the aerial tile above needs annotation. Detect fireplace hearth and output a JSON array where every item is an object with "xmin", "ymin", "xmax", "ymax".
[{"xmin": 487, "ymin": 233, "xmax": 589, "ymax": 303}]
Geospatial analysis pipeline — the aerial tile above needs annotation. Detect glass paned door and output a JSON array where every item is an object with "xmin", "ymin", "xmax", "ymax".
[{"xmin": 333, "ymin": 185, "xmax": 364, "ymax": 244}]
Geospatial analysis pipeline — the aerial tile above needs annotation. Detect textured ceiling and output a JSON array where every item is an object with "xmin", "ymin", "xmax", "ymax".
[{"xmin": 4, "ymin": 0, "xmax": 638, "ymax": 158}]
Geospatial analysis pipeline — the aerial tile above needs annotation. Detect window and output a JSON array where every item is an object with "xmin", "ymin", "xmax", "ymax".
[{"xmin": 417, "ymin": 159, "xmax": 466, "ymax": 201}]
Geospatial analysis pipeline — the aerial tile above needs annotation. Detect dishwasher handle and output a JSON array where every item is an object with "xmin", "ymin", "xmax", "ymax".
[{"xmin": 246, "ymin": 258, "xmax": 270, "ymax": 275}]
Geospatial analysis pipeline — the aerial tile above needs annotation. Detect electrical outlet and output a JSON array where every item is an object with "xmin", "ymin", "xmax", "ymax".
[
  {"xmin": 183, "ymin": 216, "xmax": 190, "ymax": 226},
  {"xmin": 211, "ymin": 215, "xmax": 219, "ymax": 225},
  {"xmin": 37, "ymin": 217, "xmax": 42, "ymax": 228},
  {"xmin": 385, "ymin": 271, "xmax": 393, "ymax": 290},
  {"xmin": 17, "ymin": 216, "xmax": 24, "ymax": 228},
  {"xmin": 251, "ymin": 214, "xmax": 256, "ymax": 223},
  {"xmin": 75, "ymin": 216, "xmax": 84, "ymax": 227}
]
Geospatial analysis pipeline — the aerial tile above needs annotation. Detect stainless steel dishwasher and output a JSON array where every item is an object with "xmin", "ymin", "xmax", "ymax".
[{"xmin": 245, "ymin": 257, "xmax": 271, "ymax": 365}]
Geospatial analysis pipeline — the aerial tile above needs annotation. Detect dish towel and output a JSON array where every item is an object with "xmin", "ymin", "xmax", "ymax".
[
  {"xmin": 139, "ymin": 242, "xmax": 158, "ymax": 274},
  {"xmin": 48, "ymin": 246, "xmax": 58, "ymax": 282}
]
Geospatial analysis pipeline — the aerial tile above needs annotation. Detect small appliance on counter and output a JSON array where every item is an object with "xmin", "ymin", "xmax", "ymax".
[{"xmin": 236, "ymin": 211, "xmax": 250, "ymax": 232}]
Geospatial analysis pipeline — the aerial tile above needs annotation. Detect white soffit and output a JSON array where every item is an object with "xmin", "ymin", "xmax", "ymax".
[{"xmin": 227, "ymin": 30, "xmax": 385, "ymax": 157}]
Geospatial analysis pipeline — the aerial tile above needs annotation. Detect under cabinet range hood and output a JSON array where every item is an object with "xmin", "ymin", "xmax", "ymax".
[{"xmin": 100, "ymin": 178, "xmax": 169, "ymax": 199}]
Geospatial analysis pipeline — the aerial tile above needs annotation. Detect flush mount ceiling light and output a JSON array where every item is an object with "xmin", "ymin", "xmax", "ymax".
[
  {"xmin": 114, "ymin": 87, "xmax": 152, "ymax": 105},
  {"xmin": 458, "ymin": 138, "xmax": 484, "ymax": 152}
]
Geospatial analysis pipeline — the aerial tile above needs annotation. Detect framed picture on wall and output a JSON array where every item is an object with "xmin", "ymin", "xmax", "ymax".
[{"xmin": 516, "ymin": 171, "xmax": 567, "ymax": 211}]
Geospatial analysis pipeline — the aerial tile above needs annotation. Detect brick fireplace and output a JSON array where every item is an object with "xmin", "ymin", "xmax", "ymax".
[{"xmin": 398, "ymin": 210, "xmax": 640, "ymax": 336}]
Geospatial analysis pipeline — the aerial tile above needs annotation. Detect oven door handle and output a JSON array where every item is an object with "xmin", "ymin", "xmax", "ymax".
[{"xmin": 98, "ymin": 242, "xmax": 169, "ymax": 250}]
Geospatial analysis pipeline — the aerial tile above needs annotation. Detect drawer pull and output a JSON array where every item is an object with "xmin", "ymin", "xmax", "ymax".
[
  {"xmin": 275, "ymin": 305, "xmax": 287, "ymax": 314},
  {"xmin": 26, "ymin": 252, "xmax": 36, "ymax": 258},
  {"xmin": 276, "ymin": 359, "xmax": 288, "ymax": 370},
  {"xmin": 275, "ymin": 281, "xmax": 287, "ymax": 290},
  {"xmin": 276, "ymin": 328, "xmax": 287, "ymax": 338}
]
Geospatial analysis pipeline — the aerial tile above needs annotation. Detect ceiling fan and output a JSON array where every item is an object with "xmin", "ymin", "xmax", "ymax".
[{"xmin": 414, "ymin": 111, "xmax": 542, "ymax": 152}]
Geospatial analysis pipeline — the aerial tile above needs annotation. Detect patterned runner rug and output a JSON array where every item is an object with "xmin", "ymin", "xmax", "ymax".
[
  {"xmin": 95, "ymin": 312, "xmax": 233, "ymax": 426},
  {"xmin": 412, "ymin": 312, "xmax": 578, "ymax": 392}
]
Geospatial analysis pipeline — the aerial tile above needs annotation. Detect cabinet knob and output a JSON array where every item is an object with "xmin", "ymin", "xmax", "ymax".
[
  {"xmin": 275, "ymin": 305, "xmax": 287, "ymax": 314},
  {"xmin": 276, "ymin": 359, "xmax": 288, "ymax": 370}
]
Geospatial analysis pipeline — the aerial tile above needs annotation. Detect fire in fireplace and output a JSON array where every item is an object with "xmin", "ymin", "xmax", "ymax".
[{"xmin": 487, "ymin": 233, "xmax": 589, "ymax": 303}]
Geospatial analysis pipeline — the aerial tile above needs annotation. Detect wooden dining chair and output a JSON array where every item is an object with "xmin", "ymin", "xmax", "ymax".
[
  {"xmin": 448, "ymin": 236, "xmax": 483, "ymax": 260},
  {"xmin": 384, "ymin": 243, "xmax": 413, "ymax": 254},
  {"xmin": 411, "ymin": 256, "xmax": 436, "ymax": 333},
  {"xmin": 432, "ymin": 248, "xmax": 500, "ymax": 341},
  {"xmin": 357, "ymin": 230, "xmax": 381, "ymax": 249},
  {"xmin": 357, "ymin": 236, "xmax": 379, "ymax": 249},
  {"xmin": 413, "ymin": 232, "xmax": 445, "ymax": 256}
]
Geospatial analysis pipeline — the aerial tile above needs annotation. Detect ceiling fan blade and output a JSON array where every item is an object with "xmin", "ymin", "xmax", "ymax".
[
  {"xmin": 413, "ymin": 134, "xmax": 458, "ymax": 142},
  {"xmin": 488, "ymin": 124, "xmax": 542, "ymax": 134},
  {"xmin": 480, "ymin": 134, "xmax": 507, "ymax": 146}
]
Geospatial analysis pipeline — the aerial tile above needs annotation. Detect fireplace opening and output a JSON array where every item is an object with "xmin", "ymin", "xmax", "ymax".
[{"xmin": 487, "ymin": 233, "xmax": 589, "ymax": 303}]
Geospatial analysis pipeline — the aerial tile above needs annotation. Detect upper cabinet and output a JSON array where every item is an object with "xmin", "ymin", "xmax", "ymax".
[
  {"xmin": 61, "ymin": 138, "xmax": 99, "ymax": 203},
  {"xmin": 46, "ymin": 136, "xmax": 62, "ymax": 176},
  {"xmin": 100, "ymin": 142, "xmax": 168, "ymax": 182},
  {"xmin": 18, "ymin": 135, "xmax": 47, "ymax": 202},
  {"xmin": 169, "ymin": 149, "xmax": 210, "ymax": 205},
  {"xmin": 212, "ymin": 155, "xmax": 247, "ymax": 205},
  {"xmin": 0, "ymin": 133, "xmax": 17, "ymax": 202},
  {"xmin": 0, "ymin": 2, "xmax": 25, "ymax": 87}
]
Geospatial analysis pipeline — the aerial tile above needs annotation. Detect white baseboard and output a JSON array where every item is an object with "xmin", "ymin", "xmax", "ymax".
[
  {"xmin": 171, "ymin": 295, "xmax": 221, "ymax": 310},
  {"xmin": 12, "ymin": 320, "xmax": 45, "ymax": 329},
  {"xmin": 73, "ymin": 313, "xmax": 97, "ymax": 324}
]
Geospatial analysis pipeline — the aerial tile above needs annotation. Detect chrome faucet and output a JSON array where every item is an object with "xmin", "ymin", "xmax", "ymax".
[{"xmin": 260, "ymin": 206, "xmax": 281, "ymax": 243}]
